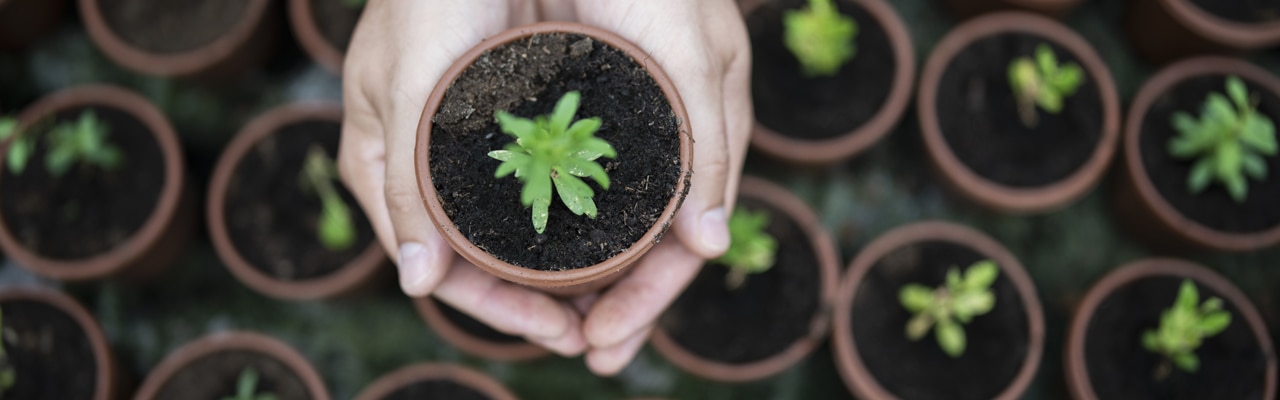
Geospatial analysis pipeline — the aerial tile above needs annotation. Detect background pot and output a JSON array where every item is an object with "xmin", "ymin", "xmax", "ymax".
[
  {"xmin": 1126, "ymin": 0, "xmax": 1280, "ymax": 64},
  {"xmin": 941, "ymin": 0, "xmax": 1083, "ymax": 20},
  {"xmin": 288, "ymin": 0, "xmax": 360, "ymax": 74},
  {"xmin": 413, "ymin": 296, "xmax": 549, "ymax": 362},
  {"xmin": 0, "ymin": 287, "xmax": 117, "ymax": 400},
  {"xmin": 0, "ymin": 0, "xmax": 66, "ymax": 50},
  {"xmin": 133, "ymin": 331, "xmax": 330, "ymax": 400},
  {"xmin": 353, "ymin": 363, "xmax": 517, "ymax": 400}
]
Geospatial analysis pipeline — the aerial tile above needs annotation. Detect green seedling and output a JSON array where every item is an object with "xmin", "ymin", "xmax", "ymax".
[
  {"xmin": 1, "ymin": 112, "xmax": 121, "ymax": 177},
  {"xmin": 783, "ymin": 0, "xmax": 858, "ymax": 77},
  {"xmin": 1168, "ymin": 76, "xmax": 1277, "ymax": 203},
  {"xmin": 1008, "ymin": 44, "xmax": 1084, "ymax": 128},
  {"xmin": 488, "ymin": 91, "xmax": 616, "ymax": 234},
  {"xmin": 0, "ymin": 116, "xmax": 34, "ymax": 175},
  {"xmin": 222, "ymin": 368, "xmax": 278, "ymax": 400},
  {"xmin": 0, "ymin": 310, "xmax": 14, "ymax": 397},
  {"xmin": 300, "ymin": 144, "xmax": 355, "ymax": 251},
  {"xmin": 340, "ymin": 0, "xmax": 365, "ymax": 9},
  {"xmin": 899, "ymin": 259, "xmax": 999, "ymax": 358},
  {"xmin": 1142, "ymin": 279, "xmax": 1231, "ymax": 380},
  {"xmin": 713, "ymin": 209, "xmax": 777, "ymax": 290}
]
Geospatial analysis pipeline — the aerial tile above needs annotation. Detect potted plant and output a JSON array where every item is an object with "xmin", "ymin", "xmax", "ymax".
[
  {"xmin": 917, "ymin": 11, "xmax": 1121, "ymax": 214},
  {"xmin": 832, "ymin": 221, "xmax": 1044, "ymax": 399},
  {"xmin": 415, "ymin": 22, "xmax": 693, "ymax": 295},
  {"xmin": 1065, "ymin": 258, "xmax": 1277, "ymax": 399},
  {"xmin": 940, "ymin": 0, "xmax": 1083, "ymax": 20},
  {"xmin": 1113, "ymin": 57, "xmax": 1280, "ymax": 252},
  {"xmin": 1126, "ymin": 0, "xmax": 1280, "ymax": 64},
  {"xmin": 0, "ymin": 85, "xmax": 195, "ymax": 281},
  {"xmin": 79, "ymin": 0, "xmax": 279, "ymax": 78},
  {"xmin": 740, "ymin": 0, "xmax": 914, "ymax": 165},
  {"xmin": 413, "ymin": 296, "xmax": 548, "ymax": 362},
  {"xmin": 0, "ymin": 287, "xmax": 117, "ymax": 400},
  {"xmin": 353, "ymin": 363, "xmax": 517, "ymax": 400},
  {"xmin": 650, "ymin": 176, "xmax": 838, "ymax": 382},
  {"xmin": 133, "ymin": 331, "xmax": 330, "ymax": 400},
  {"xmin": 288, "ymin": 0, "xmax": 364, "ymax": 74},
  {"xmin": 209, "ymin": 103, "xmax": 386, "ymax": 300},
  {"xmin": 0, "ymin": 0, "xmax": 66, "ymax": 50}
]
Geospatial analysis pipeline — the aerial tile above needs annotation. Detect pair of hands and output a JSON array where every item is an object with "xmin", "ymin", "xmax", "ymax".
[{"xmin": 338, "ymin": 0, "xmax": 751, "ymax": 375}]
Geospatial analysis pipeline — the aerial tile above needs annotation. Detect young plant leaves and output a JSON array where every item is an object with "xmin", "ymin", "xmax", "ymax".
[
  {"xmin": 1168, "ymin": 76, "xmax": 1277, "ymax": 202},
  {"xmin": 898, "ymin": 259, "xmax": 1000, "ymax": 358},
  {"xmin": 1141, "ymin": 279, "xmax": 1232, "ymax": 378},
  {"xmin": 783, "ymin": 0, "xmax": 858, "ymax": 77},
  {"xmin": 301, "ymin": 144, "xmax": 356, "ymax": 251},
  {"xmin": 1008, "ymin": 44, "xmax": 1085, "ymax": 128},
  {"xmin": 714, "ymin": 208, "xmax": 778, "ymax": 290}
]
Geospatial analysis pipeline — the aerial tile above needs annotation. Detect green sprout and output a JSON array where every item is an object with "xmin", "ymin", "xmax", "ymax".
[
  {"xmin": 783, "ymin": 0, "xmax": 858, "ymax": 77},
  {"xmin": 221, "ymin": 368, "xmax": 278, "ymax": 400},
  {"xmin": 1008, "ymin": 44, "xmax": 1084, "ymax": 128},
  {"xmin": 488, "ymin": 91, "xmax": 616, "ymax": 234},
  {"xmin": 1168, "ymin": 76, "xmax": 1277, "ymax": 203},
  {"xmin": 1141, "ymin": 280, "xmax": 1231, "ymax": 380},
  {"xmin": 0, "ymin": 116, "xmax": 34, "ymax": 175},
  {"xmin": 300, "ymin": 144, "xmax": 355, "ymax": 251},
  {"xmin": 0, "ymin": 310, "xmax": 14, "ymax": 396},
  {"xmin": 713, "ymin": 209, "xmax": 777, "ymax": 290},
  {"xmin": 1, "ymin": 112, "xmax": 121, "ymax": 177},
  {"xmin": 340, "ymin": 0, "xmax": 365, "ymax": 9},
  {"xmin": 899, "ymin": 259, "xmax": 999, "ymax": 358}
]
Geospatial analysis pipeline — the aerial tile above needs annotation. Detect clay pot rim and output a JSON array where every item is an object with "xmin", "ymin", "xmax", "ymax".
[
  {"xmin": 0, "ymin": 287, "xmax": 116, "ymax": 400},
  {"xmin": 208, "ymin": 102, "xmax": 387, "ymax": 300},
  {"xmin": 917, "ymin": 11, "xmax": 1122, "ymax": 214},
  {"xmin": 288, "ymin": 0, "xmax": 347, "ymax": 74},
  {"xmin": 740, "ymin": 0, "xmax": 915, "ymax": 165},
  {"xmin": 412, "ymin": 296, "xmax": 549, "ymax": 362},
  {"xmin": 1122, "ymin": 56, "xmax": 1280, "ymax": 251},
  {"xmin": 649, "ymin": 176, "xmax": 839, "ymax": 382},
  {"xmin": 0, "ymin": 85, "xmax": 186, "ymax": 281},
  {"xmin": 1064, "ymin": 258, "xmax": 1278, "ymax": 400},
  {"xmin": 132, "ymin": 330, "xmax": 331, "ymax": 400},
  {"xmin": 353, "ymin": 362, "xmax": 517, "ymax": 400},
  {"xmin": 415, "ymin": 21, "xmax": 693, "ymax": 290},
  {"xmin": 832, "ymin": 221, "xmax": 1045, "ymax": 399},
  {"xmin": 78, "ymin": 0, "xmax": 273, "ymax": 77},
  {"xmin": 1157, "ymin": 0, "xmax": 1280, "ymax": 49}
]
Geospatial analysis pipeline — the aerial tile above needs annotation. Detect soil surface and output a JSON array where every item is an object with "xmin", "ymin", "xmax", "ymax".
[
  {"xmin": 381, "ymin": 379, "xmax": 491, "ymax": 400},
  {"xmin": 224, "ymin": 120, "xmax": 376, "ymax": 281},
  {"xmin": 851, "ymin": 241, "xmax": 1029, "ymax": 400},
  {"xmin": 309, "ymin": 0, "xmax": 362, "ymax": 52},
  {"xmin": 660, "ymin": 197, "xmax": 821, "ymax": 364},
  {"xmin": 1083, "ymin": 276, "xmax": 1269, "ymax": 399},
  {"xmin": 152, "ymin": 350, "xmax": 312, "ymax": 400},
  {"xmin": 747, "ymin": 0, "xmax": 896, "ymax": 141},
  {"xmin": 433, "ymin": 298, "xmax": 525, "ymax": 344},
  {"xmin": 98, "ymin": 0, "xmax": 251, "ymax": 54},
  {"xmin": 1, "ymin": 106, "xmax": 164, "ymax": 260},
  {"xmin": 1138, "ymin": 74, "xmax": 1280, "ymax": 233},
  {"xmin": 429, "ymin": 32, "xmax": 682, "ymax": 271},
  {"xmin": 1189, "ymin": 0, "xmax": 1280, "ymax": 23},
  {"xmin": 0, "ymin": 300, "xmax": 98, "ymax": 400}
]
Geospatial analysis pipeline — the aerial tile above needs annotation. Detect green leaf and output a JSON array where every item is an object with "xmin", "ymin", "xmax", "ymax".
[
  {"xmin": 549, "ymin": 91, "xmax": 582, "ymax": 132},
  {"xmin": 1226, "ymin": 76, "xmax": 1248, "ymax": 109},
  {"xmin": 1223, "ymin": 170, "xmax": 1247, "ymax": 203},
  {"xmin": 1198, "ymin": 311, "xmax": 1231, "ymax": 336},
  {"xmin": 566, "ymin": 117, "xmax": 602, "ymax": 140},
  {"xmin": 936, "ymin": 319, "xmax": 966, "ymax": 358},
  {"xmin": 495, "ymin": 111, "xmax": 538, "ymax": 144},
  {"xmin": 531, "ymin": 196, "xmax": 550, "ymax": 234},
  {"xmin": 1242, "ymin": 152, "xmax": 1267, "ymax": 180},
  {"xmin": 6, "ymin": 137, "xmax": 31, "ymax": 175},
  {"xmin": 1188, "ymin": 158, "xmax": 1214, "ymax": 193},
  {"xmin": 45, "ymin": 142, "xmax": 77, "ymax": 177},
  {"xmin": 1037, "ymin": 90, "xmax": 1064, "ymax": 114},
  {"xmin": 521, "ymin": 164, "xmax": 552, "ymax": 207},
  {"xmin": 562, "ymin": 157, "xmax": 609, "ymax": 189},
  {"xmin": 318, "ymin": 197, "xmax": 355, "ymax": 251},
  {"xmin": 1035, "ymin": 44, "xmax": 1057, "ymax": 76},
  {"xmin": 1240, "ymin": 114, "xmax": 1277, "ymax": 155},
  {"xmin": 551, "ymin": 170, "xmax": 597, "ymax": 218},
  {"xmin": 1176, "ymin": 280, "xmax": 1199, "ymax": 310},
  {"xmin": 783, "ymin": 0, "xmax": 859, "ymax": 77},
  {"xmin": 1173, "ymin": 352, "xmax": 1199, "ymax": 373},
  {"xmin": 963, "ymin": 260, "xmax": 999, "ymax": 290},
  {"xmin": 1205, "ymin": 94, "xmax": 1236, "ymax": 126},
  {"xmin": 0, "ymin": 117, "xmax": 15, "ymax": 140},
  {"xmin": 953, "ymin": 292, "xmax": 995, "ymax": 321},
  {"xmin": 576, "ymin": 137, "xmax": 616, "ymax": 160},
  {"xmin": 905, "ymin": 313, "xmax": 932, "ymax": 341},
  {"xmin": 1053, "ymin": 64, "xmax": 1084, "ymax": 96},
  {"xmin": 899, "ymin": 284, "xmax": 934, "ymax": 313}
]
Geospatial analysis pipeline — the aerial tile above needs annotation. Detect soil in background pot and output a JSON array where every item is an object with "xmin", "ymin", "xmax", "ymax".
[
  {"xmin": 152, "ymin": 350, "xmax": 311, "ymax": 400},
  {"xmin": 432, "ymin": 298, "xmax": 525, "ymax": 345},
  {"xmin": 310, "ymin": 0, "xmax": 362, "ymax": 52},
  {"xmin": 380, "ymin": 379, "xmax": 491, "ymax": 400},
  {"xmin": 1188, "ymin": 0, "xmax": 1280, "ymax": 24},
  {"xmin": 0, "ymin": 300, "xmax": 98, "ymax": 400},
  {"xmin": 98, "ymin": 0, "xmax": 251, "ymax": 54}
]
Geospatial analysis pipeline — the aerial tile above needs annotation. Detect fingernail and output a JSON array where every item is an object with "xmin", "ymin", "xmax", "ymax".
[
  {"xmin": 397, "ymin": 242, "xmax": 429, "ymax": 295},
  {"xmin": 699, "ymin": 207, "xmax": 729, "ymax": 255}
]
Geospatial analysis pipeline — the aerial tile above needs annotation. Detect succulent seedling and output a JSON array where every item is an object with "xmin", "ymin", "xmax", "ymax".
[
  {"xmin": 1168, "ymin": 76, "xmax": 1277, "ymax": 203},
  {"xmin": 0, "ymin": 116, "xmax": 33, "ymax": 176},
  {"xmin": 899, "ymin": 259, "xmax": 999, "ymax": 358},
  {"xmin": 300, "ymin": 144, "xmax": 355, "ymax": 251},
  {"xmin": 1008, "ymin": 44, "xmax": 1084, "ymax": 128},
  {"xmin": 713, "ymin": 208, "xmax": 777, "ymax": 290},
  {"xmin": 489, "ymin": 91, "xmax": 616, "ymax": 234},
  {"xmin": 222, "ymin": 368, "xmax": 278, "ymax": 400},
  {"xmin": 1142, "ymin": 279, "xmax": 1231, "ymax": 380},
  {"xmin": 783, "ymin": 0, "xmax": 858, "ymax": 77},
  {"xmin": 0, "ymin": 310, "xmax": 14, "ymax": 397},
  {"xmin": 2, "ymin": 112, "xmax": 122, "ymax": 177}
]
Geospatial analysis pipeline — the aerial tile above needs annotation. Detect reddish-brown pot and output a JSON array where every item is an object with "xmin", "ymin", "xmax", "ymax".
[
  {"xmin": 415, "ymin": 22, "xmax": 693, "ymax": 296},
  {"xmin": 0, "ymin": 85, "xmax": 195, "ymax": 281},
  {"xmin": 1114, "ymin": 57, "xmax": 1280, "ymax": 252},
  {"xmin": 208, "ymin": 103, "xmax": 386, "ymax": 300},
  {"xmin": 918, "ymin": 12, "xmax": 1121, "ymax": 214},
  {"xmin": 650, "ymin": 176, "xmax": 839, "ymax": 382},
  {"xmin": 833, "ymin": 221, "xmax": 1044, "ymax": 399},
  {"xmin": 1126, "ymin": 0, "xmax": 1280, "ymax": 64},
  {"xmin": 133, "ymin": 331, "xmax": 330, "ymax": 400},
  {"xmin": 288, "ymin": 0, "xmax": 357, "ymax": 74},
  {"xmin": 942, "ymin": 0, "xmax": 1083, "ymax": 20},
  {"xmin": 1065, "ymin": 258, "xmax": 1277, "ymax": 399},
  {"xmin": 0, "ymin": 0, "xmax": 66, "ymax": 50},
  {"xmin": 79, "ymin": 0, "xmax": 278, "ymax": 79},
  {"xmin": 353, "ymin": 363, "xmax": 517, "ymax": 400},
  {"xmin": 413, "ymin": 296, "xmax": 548, "ymax": 362},
  {"xmin": 0, "ymin": 287, "xmax": 118, "ymax": 400}
]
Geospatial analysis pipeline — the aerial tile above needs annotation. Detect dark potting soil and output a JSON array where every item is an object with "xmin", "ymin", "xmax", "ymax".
[
  {"xmin": 1083, "ymin": 276, "xmax": 1269, "ymax": 399},
  {"xmin": 224, "ymin": 120, "xmax": 376, "ymax": 281},
  {"xmin": 98, "ymin": 0, "xmax": 251, "ymax": 54},
  {"xmin": 0, "ymin": 300, "xmax": 98, "ymax": 400},
  {"xmin": 429, "ymin": 33, "xmax": 683, "ymax": 271},
  {"xmin": 152, "ymin": 350, "xmax": 312, "ymax": 400},
  {"xmin": 936, "ymin": 33, "xmax": 1105, "ymax": 187},
  {"xmin": 659, "ymin": 197, "xmax": 821, "ymax": 364},
  {"xmin": 1138, "ymin": 74, "xmax": 1280, "ymax": 233},
  {"xmin": 432, "ymin": 298, "xmax": 525, "ymax": 344},
  {"xmin": 851, "ymin": 241, "xmax": 1029, "ymax": 400},
  {"xmin": 381, "ymin": 379, "xmax": 491, "ymax": 400},
  {"xmin": 0, "ymin": 106, "xmax": 164, "ymax": 260},
  {"xmin": 310, "ymin": 0, "xmax": 363, "ymax": 52},
  {"xmin": 1189, "ymin": 0, "xmax": 1280, "ymax": 24},
  {"xmin": 747, "ymin": 0, "xmax": 896, "ymax": 141}
]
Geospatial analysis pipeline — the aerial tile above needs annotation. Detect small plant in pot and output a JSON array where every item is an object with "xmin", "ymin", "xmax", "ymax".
[
  {"xmin": 133, "ymin": 331, "xmax": 330, "ymax": 400},
  {"xmin": 288, "ymin": 0, "xmax": 366, "ymax": 73},
  {"xmin": 1126, "ymin": 0, "xmax": 1280, "ymax": 64},
  {"xmin": 898, "ymin": 260, "xmax": 999, "ymax": 358},
  {"xmin": 0, "ymin": 287, "xmax": 118, "ymax": 400},
  {"xmin": 353, "ymin": 362, "xmax": 517, "ymax": 400}
]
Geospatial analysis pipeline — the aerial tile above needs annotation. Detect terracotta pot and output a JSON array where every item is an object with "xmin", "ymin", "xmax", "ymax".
[
  {"xmin": 1114, "ymin": 57, "xmax": 1280, "ymax": 252},
  {"xmin": 1065, "ymin": 258, "xmax": 1278, "ymax": 399},
  {"xmin": 1126, "ymin": 0, "xmax": 1280, "ymax": 64},
  {"xmin": 650, "ymin": 176, "xmax": 839, "ymax": 382},
  {"xmin": 0, "ymin": 287, "xmax": 118, "ymax": 400},
  {"xmin": 740, "ymin": 0, "xmax": 914, "ymax": 165},
  {"xmin": 918, "ymin": 12, "xmax": 1121, "ymax": 214},
  {"xmin": 288, "ymin": 0, "xmax": 358, "ymax": 74},
  {"xmin": 208, "ymin": 102, "xmax": 386, "ymax": 300},
  {"xmin": 79, "ymin": 0, "xmax": 278, "ymax": 79},
  {"xmin": 413, "ymin": 296, "xmax": 548, "ymax": 362},
  {"xmin": 133, "ymin": 331, "xmax": 330, "ymax": 400},
  {"xmin": 415, "ymin": 22, "xmax": 693, "ymax": 296},
  {"xmin": 0, "ymin": 0, "xmax": 66, "ymax": 50},
  {"xmin": 833, "ymin": 221, "xmax": 1044, "ymax": 399},
  {"xmin": 353, "ymin": 363, "xmax": 517, "ymax": 400},
  {"xmin": 941, "ymin": 0, "xmax": 1083, "ymax": 20},
  {"xmin": 0, "ymin": 85, "xmax": 195, "ymax": 281}
]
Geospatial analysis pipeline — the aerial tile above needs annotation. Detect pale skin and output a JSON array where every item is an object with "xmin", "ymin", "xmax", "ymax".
[{"xmin": 339, "ymin": 0, "xmax": 750, "ymax": 375}]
